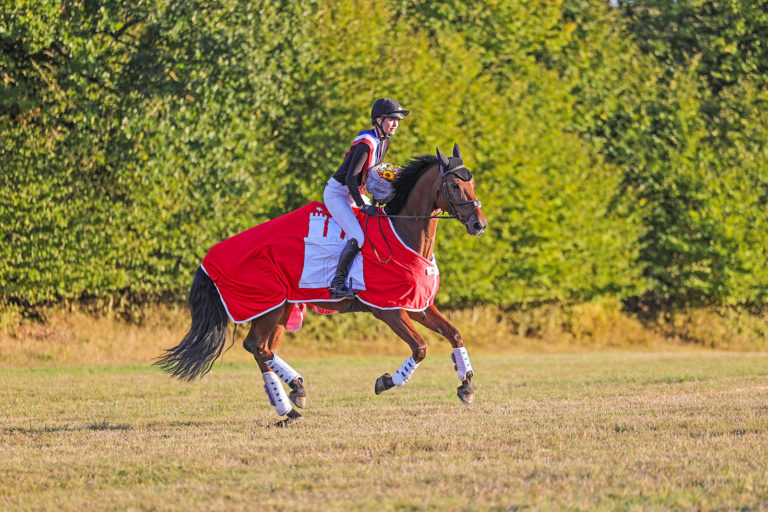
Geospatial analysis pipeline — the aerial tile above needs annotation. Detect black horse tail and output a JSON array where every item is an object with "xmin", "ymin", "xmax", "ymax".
[{"xmin": 155, "ymin": 267, "xmax": 230, "ymax": 381}]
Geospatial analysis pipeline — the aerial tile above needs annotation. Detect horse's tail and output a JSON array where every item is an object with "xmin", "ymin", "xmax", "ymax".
[{"xmin": 155, "ymin": 267, "xmax": 230, "ymax": 381}]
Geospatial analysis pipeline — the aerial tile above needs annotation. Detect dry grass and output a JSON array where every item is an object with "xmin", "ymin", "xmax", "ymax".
[
  {"xmin": 0, "ymin": 304, "xmax": 191, "ymax": 367},
  {"xmin": 2, "ymin": 300, "xmax": 765, "ymax": 368},
  {"xmin": 2, "ymin": 352, "xmax": 768, "ymax": 510}
]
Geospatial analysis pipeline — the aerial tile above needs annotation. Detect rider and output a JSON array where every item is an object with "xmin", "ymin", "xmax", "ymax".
[{"xmin": 324, "ymin": 97, "xmax": 410, "ymax": 298}]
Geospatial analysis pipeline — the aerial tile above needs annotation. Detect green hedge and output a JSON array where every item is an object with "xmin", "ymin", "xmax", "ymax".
[{"xmin": 1, "ymin": 0, "xmax": 766, "ymax": 311}]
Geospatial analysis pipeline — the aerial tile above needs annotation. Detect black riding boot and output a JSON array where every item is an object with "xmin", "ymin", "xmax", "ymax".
[{"xmin": 329, "ymin": 238, "xmax": 360, "ymax": 298}]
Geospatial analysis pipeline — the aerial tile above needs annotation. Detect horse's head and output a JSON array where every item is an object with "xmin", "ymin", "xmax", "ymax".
[{"xmin": 436, "ymin": 144, "xmax": 487, "ymax": 236}]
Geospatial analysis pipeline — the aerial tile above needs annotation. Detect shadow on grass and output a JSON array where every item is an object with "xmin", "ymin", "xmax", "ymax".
[{"xmin": 6, "ymin": 421, "xmax": 132, "ymax": 434}]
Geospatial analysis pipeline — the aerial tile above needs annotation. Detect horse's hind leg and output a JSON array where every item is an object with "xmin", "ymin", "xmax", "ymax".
[
  {"xmin": 263, "ymin": 304, "xmax": 306, "ymax": 409},
  {"xmin": 243, "ymin": 304, "xmax": 302, "ymax": 422}
]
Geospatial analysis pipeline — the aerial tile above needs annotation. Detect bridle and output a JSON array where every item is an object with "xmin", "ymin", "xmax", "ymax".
[
  {"xmin": 373, "ymin": 162, "xmax": 482, "ymax": 221},
  {"xmin": 364, "ymin": 161, "xmax": 483, "ymax": 264},
  {"xmin": 439, "ymin": 163, "xmax": 482, "ymax": 223}
]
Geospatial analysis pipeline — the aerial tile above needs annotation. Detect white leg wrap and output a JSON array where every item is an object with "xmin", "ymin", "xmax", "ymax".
[
  {"xmin": 265, "ymin": 354, "xmax": 303, "ymax": 385},
  {"xmin": 452, "ymin": 347, "xmax": 474, "ymax": 382},
  {"xmin": 262, "ymin": 372, "xmax": 292, "ymax": 416},
  {"xmin": 391, "ymin": 356, "xmax": 419, "ymax": 387}
]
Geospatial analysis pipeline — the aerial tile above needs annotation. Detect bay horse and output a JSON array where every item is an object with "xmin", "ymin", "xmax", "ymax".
[{"xmin": 156, "ymin": 144, "xmax": 487, "ymax": 425}]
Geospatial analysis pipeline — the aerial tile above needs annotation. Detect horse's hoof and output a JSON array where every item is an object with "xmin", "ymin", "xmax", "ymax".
[
  {"xmin": 290, "ymin": 393, "xmax": 306, "ymax": 409},
  {"xmin": 375, "ymin": 373, "xmax": 394, "ymax": 395},
  {"xmin": 289, "ymin": 379, "xmax": 307, "ymax": 409},
  {"xmin": 457, "ymin": 380, "xmax": 474, "ymax": 406},
  {"xmin": 274, "ymin": 409, "xmax": 302, "ymax": 428}
]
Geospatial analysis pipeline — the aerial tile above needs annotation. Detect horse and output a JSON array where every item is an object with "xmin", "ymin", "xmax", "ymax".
[{"xmin": 156, "ymin": 144, "xmax": 487, "ymax": 425}]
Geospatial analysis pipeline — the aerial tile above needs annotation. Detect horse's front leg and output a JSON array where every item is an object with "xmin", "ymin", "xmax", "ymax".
[
  {"xmin": 408, "ymin": 305, "xmax": 475, "ymax": 405},
  {"xmin": 370, "ymin": 308, "xmax": 427, "ymax": 395}
]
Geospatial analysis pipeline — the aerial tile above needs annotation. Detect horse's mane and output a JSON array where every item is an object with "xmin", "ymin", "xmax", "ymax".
[{"xmin": 383, "ymin": 155, "xmax": 438, "ymax": 215}]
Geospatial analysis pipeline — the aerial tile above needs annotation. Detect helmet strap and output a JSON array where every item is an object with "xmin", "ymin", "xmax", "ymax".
[{"xmin": 374, "ymin": 119, "xmax": 391, "ymax": 140}]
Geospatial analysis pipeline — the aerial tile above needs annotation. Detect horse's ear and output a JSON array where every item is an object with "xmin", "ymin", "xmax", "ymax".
[
  {"xmin": 436, "ymin": 147, "xmax": 450, "ymax": 169},
  {"xmin": 453, "ymin": 143, "xmax": 461, "ymax": 159}
]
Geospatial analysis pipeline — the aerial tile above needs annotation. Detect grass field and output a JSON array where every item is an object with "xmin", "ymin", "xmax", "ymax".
[{"xmin": 2, "ymin": 351, "xmax": 768, "ymax": 511}]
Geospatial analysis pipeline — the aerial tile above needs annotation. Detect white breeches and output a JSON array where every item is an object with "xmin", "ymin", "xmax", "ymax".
[{"xmin": 323, "ymin": 178, "xmax": 365, "ymax": 246}]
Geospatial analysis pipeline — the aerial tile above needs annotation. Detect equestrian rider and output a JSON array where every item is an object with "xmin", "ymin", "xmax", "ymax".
[{"xmin": 324, "ymin": 97, "xmax": 410, "ymax": 298}]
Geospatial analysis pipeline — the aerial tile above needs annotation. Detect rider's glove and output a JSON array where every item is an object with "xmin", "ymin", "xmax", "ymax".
[{"xmin": 359, "ymin": 204, "xmax": 378, "ymax": 216}]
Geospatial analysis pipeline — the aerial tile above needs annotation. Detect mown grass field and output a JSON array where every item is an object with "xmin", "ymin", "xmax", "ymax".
[{"xmin": 2, "ymin": 351, "xmax": 768, "ymax": 511}]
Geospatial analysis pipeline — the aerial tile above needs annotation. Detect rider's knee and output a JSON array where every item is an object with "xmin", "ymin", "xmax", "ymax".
[{"xmin": 350, "ymin": 232, "xmax": 364, "ymax": 248}]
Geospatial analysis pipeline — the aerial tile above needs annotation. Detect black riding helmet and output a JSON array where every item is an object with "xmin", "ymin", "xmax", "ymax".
[
  {"xmin": 371, "ymin": 98, "xmax": 410, "ymax": 120},
  {"xmin": 371, "ymin": 98, "xmax": 409, "ymax": 139}
]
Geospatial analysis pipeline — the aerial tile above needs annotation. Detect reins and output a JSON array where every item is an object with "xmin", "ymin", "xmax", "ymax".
[
  {"xmin": 362, "ymin": 162, "xmax": 481, "ymax": 264},
  {"xmin": 369, "ymin": 212, "xmax": 457, "ymax": 219},
  {"xmin": 364, "ymin": 214, "xmax": 394, "ymax": 264},
  {"xmin": 363, "ymin": 209, "xmax": 452, "ymax": 265},
  {"xmin": 363, "ymin": 211, "xmax": 451, "ymax": 265}
]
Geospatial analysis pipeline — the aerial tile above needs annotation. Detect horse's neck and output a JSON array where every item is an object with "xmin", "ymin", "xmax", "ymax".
[
  {"xmin": 391, "ymin": 165, "xmax": 440, "ymax": 259},
  {"xmin": 392, "ymin": 217, "xmax": 438, "ymax": 259}
]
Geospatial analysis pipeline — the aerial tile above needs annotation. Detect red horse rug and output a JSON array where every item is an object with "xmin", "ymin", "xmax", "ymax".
[{"xmin": 201, "ymin": 202, "xmax": 440, "ymax": 328}]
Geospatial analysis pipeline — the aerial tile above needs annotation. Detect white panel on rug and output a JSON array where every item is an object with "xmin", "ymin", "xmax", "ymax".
[{"xmin": 299, "ymin": 210, "xmax": 366, "ymax": 290}]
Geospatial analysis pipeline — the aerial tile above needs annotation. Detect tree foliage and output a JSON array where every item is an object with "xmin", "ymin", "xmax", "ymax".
[
  {"xmin": 1, "ymin": 0, "xmax": 766, "ymax": 311},
  {"xmin": 612, "ymin": 0, "xmax": 768, "ymax": 305}
]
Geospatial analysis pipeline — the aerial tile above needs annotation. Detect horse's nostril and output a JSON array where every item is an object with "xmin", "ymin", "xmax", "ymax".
[{"xmin": 473, "ymin": 221, "xmax": 485, "ymax": 232}]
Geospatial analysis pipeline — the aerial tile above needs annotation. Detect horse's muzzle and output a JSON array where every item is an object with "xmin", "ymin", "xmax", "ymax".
[{"xmin": 465, "ymin": 211, "xmax": 487, "ymax": 236}]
